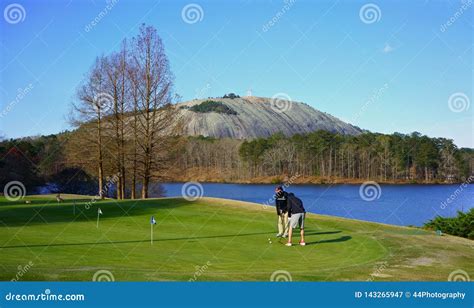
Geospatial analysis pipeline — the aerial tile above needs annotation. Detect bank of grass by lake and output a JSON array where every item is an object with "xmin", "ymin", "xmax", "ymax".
[{"xmin": 0, "ymin": 195, "xmax": 472, "ymax": 281}]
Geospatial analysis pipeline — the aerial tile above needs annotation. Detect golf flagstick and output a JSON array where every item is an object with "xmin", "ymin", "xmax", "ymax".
[
  {"xmin": 97, "ymin": 208, "xmax": 103, "ymax": 228},
  {"xmin": 150, "ymin": 216, "xmax": 156, "ymax": 245}
]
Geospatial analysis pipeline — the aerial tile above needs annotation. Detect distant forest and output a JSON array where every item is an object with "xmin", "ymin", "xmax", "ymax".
[
  {"xmin": 1, "ymin": 130, "xmax": 473, "ymax": 198},
  {"xmin": 175, "ymin": 131, "xmax": 473, "ymax": 184}
]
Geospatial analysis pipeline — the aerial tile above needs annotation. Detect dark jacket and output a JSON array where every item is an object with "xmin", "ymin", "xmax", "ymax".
[
  {"xmin": 275, "ymin": 191, "xmax": 288, "ymax": 215},
  {"xmin": 287, "ymin": 193, "xmax": 305, "ymax": 216}
]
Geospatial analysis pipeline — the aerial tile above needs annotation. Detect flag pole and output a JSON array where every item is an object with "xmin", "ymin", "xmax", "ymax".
[{"xmin": 150, "ymin": 216, "xmax": 156, "ymax": 245}]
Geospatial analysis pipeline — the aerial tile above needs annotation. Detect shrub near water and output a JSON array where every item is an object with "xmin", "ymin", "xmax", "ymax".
[{"xmin": 424, "ymin": 208, "xmax": 474, "ymax": 239}]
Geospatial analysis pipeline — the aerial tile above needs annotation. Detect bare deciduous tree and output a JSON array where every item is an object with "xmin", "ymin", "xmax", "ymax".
[
  {"xmin": 70, "ymin": 57, "xmax": 109, "ymax": 198},
  {"xmin": 103, "ymin": 41, "xmax": 129, "ymax": 199},
  {"xmin": 129, "ymin": 24, "xmax": 175, "ymax": 198}
]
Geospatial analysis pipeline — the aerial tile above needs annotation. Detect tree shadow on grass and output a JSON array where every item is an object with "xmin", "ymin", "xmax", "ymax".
[
  {"xmin": 305, "ymin": 235, "xmax": 352, "ymax": 245},
  {"xmin": 0, "ymin": 198, "xmax": 94, "ymax": 207},
  {"xmin": 0, "ymin": 230, "xmax": 347, "ymax": 249},
  {"xmin": 0, "ymin": 230, "xmax": 278, "ymax": 249},
  {"xmin": 0, "ymin": 198, "xmax": 194, "ymax": 227}
]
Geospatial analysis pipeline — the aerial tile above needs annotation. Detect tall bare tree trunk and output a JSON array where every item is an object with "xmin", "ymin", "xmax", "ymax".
[
  {"xmin": 97, "ymin": 114, "xmax": 104, "ymax": 198},
  {"xmin": 71, "ymin": 57, "xmax": 109, "ymax": 200}
]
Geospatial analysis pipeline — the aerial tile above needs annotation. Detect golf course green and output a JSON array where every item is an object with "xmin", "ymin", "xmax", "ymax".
[{"xmin": 0, "ymin": 195, "xmax": 472, "ymax": 281}]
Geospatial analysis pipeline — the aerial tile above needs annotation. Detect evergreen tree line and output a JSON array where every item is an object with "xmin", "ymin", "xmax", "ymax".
[
  {"xmin": 1, "ymin": 125, "xmax": 473, "ymax": 198},
  {"xmin": 176, "ymin": 131, "xmax": 473, "ymax": 183}
]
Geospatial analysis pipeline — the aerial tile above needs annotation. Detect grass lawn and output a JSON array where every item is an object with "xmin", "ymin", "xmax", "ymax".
[{"xmin": 0, "ymin": 195, "xmax": 472, "ymax": 281}]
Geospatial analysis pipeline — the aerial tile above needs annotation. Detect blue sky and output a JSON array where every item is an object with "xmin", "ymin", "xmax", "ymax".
[{"xmin": 0, "ymin": 0, "xmax": 472, "ymax": 147}]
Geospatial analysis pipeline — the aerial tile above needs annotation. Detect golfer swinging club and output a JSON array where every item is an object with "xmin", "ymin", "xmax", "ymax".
[{"xmin": 275, "ymin": 186, "xmax": 289, "ymax": 238}]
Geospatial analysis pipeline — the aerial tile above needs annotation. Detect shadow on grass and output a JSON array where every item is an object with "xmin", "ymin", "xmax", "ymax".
[
  {"xmin": 0, "ymin": 230, "xmax": 347, "ymax": 250},
  {"xmin": 0, "ymin": 230, "xmax": 278, "ymax": 249},
  {"xmin": 305, "ymin": 230, "xmax": 341, "ymax": 236},
  {"xmin": 0, "ymin": 198, "xmax": 94, "ymax": 207},
  {"xmin": 305, "ymin": 235, "xmax": 352, "ymax": 245},
  {"xmin": 0, "ymin": 198, "xmax": 193, "ymax": 227}
]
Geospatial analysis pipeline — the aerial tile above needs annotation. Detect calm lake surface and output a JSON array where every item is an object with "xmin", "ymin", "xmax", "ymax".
[{"xmin": 159, "ymin": 183, "xmax": 474, "ymax": 226}]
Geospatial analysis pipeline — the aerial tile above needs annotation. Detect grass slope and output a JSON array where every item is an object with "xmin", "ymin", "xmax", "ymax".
[{"xmin": 0, "ymin": 195, "xmax": 472, "ymax": 281}]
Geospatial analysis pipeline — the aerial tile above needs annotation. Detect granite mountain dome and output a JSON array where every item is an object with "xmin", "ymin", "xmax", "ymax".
[{"xmin": 173, "ymin": 96, "xmax": 362, "ymax": 139}]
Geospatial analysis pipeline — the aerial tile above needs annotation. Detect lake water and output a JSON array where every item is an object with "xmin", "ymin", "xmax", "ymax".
[{"xmin": 159, "ymin": 183, "xmax": 474, "ymax": 226}]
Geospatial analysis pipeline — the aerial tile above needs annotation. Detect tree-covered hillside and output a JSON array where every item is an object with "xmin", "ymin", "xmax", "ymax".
[{"xmin": 1, "ymin": 131, "xmax": 473, "ymax": 197}]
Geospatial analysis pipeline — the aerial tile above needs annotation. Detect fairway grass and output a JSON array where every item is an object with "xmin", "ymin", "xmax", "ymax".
[{"xmin": 0, "ymin": 195, "xmax": 472, "ymax": 281}]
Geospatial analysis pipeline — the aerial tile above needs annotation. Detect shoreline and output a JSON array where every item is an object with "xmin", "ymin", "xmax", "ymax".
[
  {"xmin": 21, "ymin": 195, "xmax": 473, "ymax": 232},
  {"xmin": 160, "ymin": 175, "xmax": 471, "ymax": 185},
  {"xmin": 22, "ymin": 194, "xmax": 425, "ymax": 228}
]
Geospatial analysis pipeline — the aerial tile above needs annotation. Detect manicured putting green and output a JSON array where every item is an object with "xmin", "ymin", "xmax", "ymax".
[{"xmin": 0, "ymin": 195, "xmax": 472, "ymax": 281}]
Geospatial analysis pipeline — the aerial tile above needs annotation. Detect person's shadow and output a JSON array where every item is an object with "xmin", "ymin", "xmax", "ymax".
[
  {"xmin": 304, "ymin": 230, "xmax": 341, "ymax": 236},
  {"xmin": 305, "ymin": 235, "xmax": 352, "ymax": 245}
]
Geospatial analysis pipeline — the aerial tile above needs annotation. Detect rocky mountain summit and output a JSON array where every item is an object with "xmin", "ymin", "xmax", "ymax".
[{"xmin": 174, "ymin": 96, "xmax": 362, "ymax": 139}]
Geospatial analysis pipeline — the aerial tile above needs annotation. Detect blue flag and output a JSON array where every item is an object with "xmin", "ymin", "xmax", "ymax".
[{"xmin": 151, "ymin": 216, "xmax": 156, "ymax": 225}]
